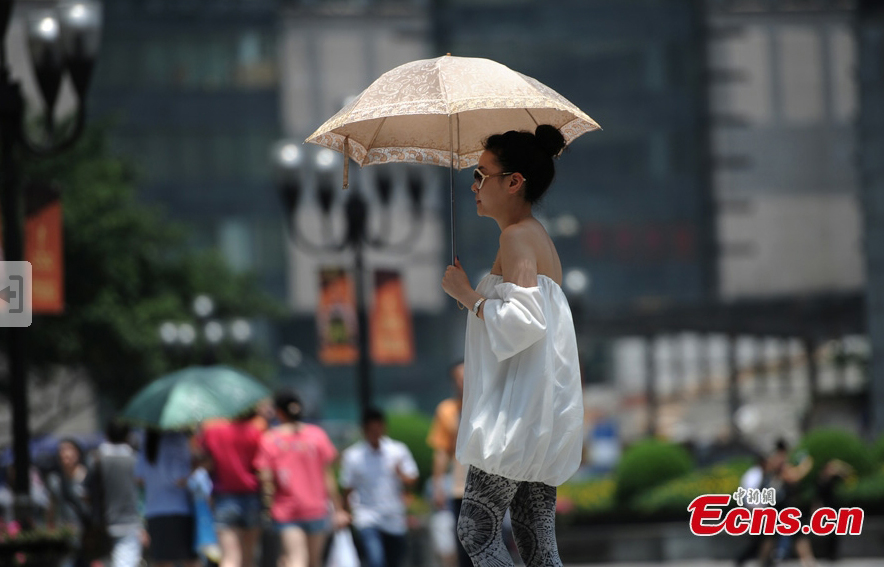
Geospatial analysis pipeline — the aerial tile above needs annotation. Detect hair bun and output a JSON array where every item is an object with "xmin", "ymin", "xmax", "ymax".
[{"xmin": 534, "ymin": 125, "xmax": 566, "ymax": 158}]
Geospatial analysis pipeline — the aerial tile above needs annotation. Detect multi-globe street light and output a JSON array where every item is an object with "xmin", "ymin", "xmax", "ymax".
[
  {"xmin": 273, "ymin": 141, "xmax": 425, "ymax": 415},
  {"xmin": 159, "ymin": 294, "xmax": 254, "ymax": 366}
]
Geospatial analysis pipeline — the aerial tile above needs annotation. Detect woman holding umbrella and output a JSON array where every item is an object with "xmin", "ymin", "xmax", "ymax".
[{"xmin": 441, "ymin": 125, "xmax": 584, "ymax": 567}]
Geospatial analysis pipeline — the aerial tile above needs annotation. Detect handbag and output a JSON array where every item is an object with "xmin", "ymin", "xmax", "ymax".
[
  {"xmin": 429, "ymin": 509, "xmax": 456, "ymax": 556},
  {"xmin": 326, "ymin": 528, "xmax": 360, "ymax": 567},
  {"xmin": 79, "ymin": 452, "xmax": 114, "ymax": 561}
]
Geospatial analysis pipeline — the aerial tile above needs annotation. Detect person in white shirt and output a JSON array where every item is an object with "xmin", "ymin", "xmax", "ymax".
[
  {"xmin": 441, "ymin": 125, "xmax": 584, "ymax": 567},
  {"xmin": 735, "ymin": 454, "xmax": 767, "ymax": 567},
  {"xmin": 339, "ymin": 408, "xmax": 419, "ymax": 567}
]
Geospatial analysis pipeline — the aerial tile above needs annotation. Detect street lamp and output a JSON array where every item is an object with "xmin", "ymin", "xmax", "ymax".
[
  {"xmin": 1, "ymin": 0, "xmax": 102, "ymax": 521},
  {"xmin": 273, "ymin": 141, "xmax": 426, "ymax": 415},
  {"xmin": 159, "ymin": 295, "xmax": 254, "ymax": 367}
]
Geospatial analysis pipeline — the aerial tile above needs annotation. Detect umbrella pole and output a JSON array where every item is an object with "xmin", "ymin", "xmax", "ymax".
[{"xmin": 449, "ymin": 115, "xmax": 457, "ymax": 265}]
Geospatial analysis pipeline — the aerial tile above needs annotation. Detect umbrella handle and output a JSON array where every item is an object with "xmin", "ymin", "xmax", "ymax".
[
  {"xmin": 449, "ymin": 120, "xmax": 465, "ymax": 310},
  {"xmin": 450, "ymin": 163, "xmax": 457, "ymax": 266},
  {"xmin": 449, "ymin": 115, "xmax": 457, "ymax": 266}
]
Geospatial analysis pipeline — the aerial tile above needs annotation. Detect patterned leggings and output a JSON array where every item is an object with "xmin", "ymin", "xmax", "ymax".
[{"xmin": 456, "ymin": 466, "xmax": 562, "ymax": 567}]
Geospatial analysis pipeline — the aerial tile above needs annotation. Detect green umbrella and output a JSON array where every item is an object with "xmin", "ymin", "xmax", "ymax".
[{"xmin": 121, "ymin": 365, "xmax": 271, "ymax": 430}]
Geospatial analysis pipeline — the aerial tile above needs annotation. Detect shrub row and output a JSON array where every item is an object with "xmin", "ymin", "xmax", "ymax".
[{"xmin": 557, "ymin": 427, "xmax": 884, "ymax": 524}]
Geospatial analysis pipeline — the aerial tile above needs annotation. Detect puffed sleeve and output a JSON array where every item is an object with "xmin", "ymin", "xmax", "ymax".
[{"xmin": 482, "ymin": 282, "xmax": 547, "ymax": 362}]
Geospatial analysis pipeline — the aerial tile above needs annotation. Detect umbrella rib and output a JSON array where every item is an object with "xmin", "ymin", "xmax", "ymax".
[
  {"xmin": 525, "ymin": 109, "xmax": 540, "ymax": 128},
  {"xmin": 365, "ymin": 117, "xmax": 388, "ymax": 157}
]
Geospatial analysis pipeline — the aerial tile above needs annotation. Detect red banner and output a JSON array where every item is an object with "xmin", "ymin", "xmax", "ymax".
[
  {"xmin": 370, "ymin": 269, "xmax": 414, "ymax": 365},
  {"xmin": 26, "ymin": 200, "xmax": 64, "ymax": 313},
  {"xmin": 317, "ymin": 267, "xmax": 359, "ymax": 365}
]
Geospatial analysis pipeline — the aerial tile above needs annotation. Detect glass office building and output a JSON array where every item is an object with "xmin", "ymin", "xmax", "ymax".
[
  {"xmin": 435, "ymin": 0, "xmax": 716, "ymax": 308},
  {"xmin": 89, "ymin": 0, "xmax": 286, "ymax": 297},
  {"xmin": 859, "ymin": 0, "xmax": 884, "ymax": 433}
]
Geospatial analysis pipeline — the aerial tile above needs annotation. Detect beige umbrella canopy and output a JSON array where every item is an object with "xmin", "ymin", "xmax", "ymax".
[
  {"xmin": 306, "ymin": 54, "xmax": 601, "ymax": 261},
  {"xmin": 307, "ymin": 54, "xmax": 600, "ymax": 172}
]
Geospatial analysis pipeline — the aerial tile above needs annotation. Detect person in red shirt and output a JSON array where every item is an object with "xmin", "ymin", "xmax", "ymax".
[
  {"xmin": 254, "ymin": 390, "xmax": 349, "ymax": 567},
  {"xmin": 197, "ymin": 409, "xmax": 267, "ymax": 567}
]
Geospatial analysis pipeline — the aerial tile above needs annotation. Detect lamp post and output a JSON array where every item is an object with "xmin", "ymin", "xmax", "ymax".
[
  {"xmin": 1, "ymin": 0, "xmax": 102, "ymax": 521},
  {"xmin": 159, "ymin": 294, "xmax": 254, "ymax": 367},
  {"xmin": 273, "ymin": 141, "xmax": 425, "ymax": 416}
]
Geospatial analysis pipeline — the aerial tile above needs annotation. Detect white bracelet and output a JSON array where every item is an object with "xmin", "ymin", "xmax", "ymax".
[{"xmin": 472, "ymin": 297, "xmax": 486, "ymax": 316}]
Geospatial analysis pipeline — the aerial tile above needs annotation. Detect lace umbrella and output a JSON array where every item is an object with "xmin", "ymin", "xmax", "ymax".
[{"xmin": 305, "ymin": 54, "xmax": 601, "ymax": 261}]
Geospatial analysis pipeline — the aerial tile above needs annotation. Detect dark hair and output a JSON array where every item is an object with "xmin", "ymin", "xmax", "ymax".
[
  {"xmin": 361, "ymin": 407, "xmax": 385, "ymax": 427},
  {"xmin": 483, "ymin": 124, "xmax": 566, "ymax": 205},
  {"xmin": 274, "ymin": 389, "xmax": 303, "ymax": 422},
  {"xmin": 105, "ymin": 419, "xmax": 130, "ymax": 445},
  {"xmin": 145, "ymin": 429, "xmax": 160, "ymax": 465}
]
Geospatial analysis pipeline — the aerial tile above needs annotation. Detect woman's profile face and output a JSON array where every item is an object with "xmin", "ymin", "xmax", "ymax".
[{"xmin": 472, "ymin": 150, "xmax": 511, "ymax": 217}]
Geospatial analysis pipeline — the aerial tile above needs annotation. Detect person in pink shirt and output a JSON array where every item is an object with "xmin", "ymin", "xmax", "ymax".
[
  {"xmin": 254, "ymin": 390, "xmax": 349, "ymax": 567},
  {"xmin": 197, "ymin": 411, "xmax": 267, "ymax": 567}
]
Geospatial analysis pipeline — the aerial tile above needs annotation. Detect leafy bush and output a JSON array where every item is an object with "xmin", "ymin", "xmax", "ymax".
[
  {"xmin": 839, "ymin": 469, "xmax": 884, "ymax": 514},
  {"xmin": 633, "ymin": 458, "xmax": 749, "ymax": 517},
  {"xmin": 871, "ymin": 433, "xmax": 884, "ymax": 466},
  {"xmin": 614, "ymin": 439, "xmax": 693, "ymax": 504},
  {"xmin": 797, "ymin": 427, "xmax": 875, "ymax": 480},
  {"xmin": 558, "ymin": 477, "xmax": 616, "ymax": 519},
  {"xmin": 386, "ymin": 412, "xmax": 434, "ymax": 491}
]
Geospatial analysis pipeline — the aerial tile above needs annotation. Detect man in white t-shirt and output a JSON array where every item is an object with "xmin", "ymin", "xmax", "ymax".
[
  {"xmin": 340, "ymin": 408, "xmax": 419, "ymax": 567},
  {"xmin": 735, "ymin": 453, "xmax": 769, "ymax": 567}
]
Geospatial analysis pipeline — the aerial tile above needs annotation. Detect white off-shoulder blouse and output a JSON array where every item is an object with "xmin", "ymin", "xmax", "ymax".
[{"xmin": 456, "ymin": 273, "xmax": 584, "ymax": 487}]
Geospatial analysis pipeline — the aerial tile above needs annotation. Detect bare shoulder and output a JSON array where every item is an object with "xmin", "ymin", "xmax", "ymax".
[
  {"xmin": 498, "ymin": 224, "xmax": 538, "ymax": 263},
  {"xmin": 498, "ymin": 220, "xmax": 542, "ymax": 249}
]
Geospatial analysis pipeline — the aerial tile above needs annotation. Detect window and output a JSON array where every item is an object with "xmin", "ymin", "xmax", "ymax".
[
  {"xmin": 234, "ymin": 31, "xmax": 276, "ymax": 89},
  {"xmin": 218, "ymin": 218, "xmax": 253, "ymax": 272}
]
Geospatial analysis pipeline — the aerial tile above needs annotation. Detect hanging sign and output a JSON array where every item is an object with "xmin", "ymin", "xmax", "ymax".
[
  {"xmin": 370, "ymin": 269, "xmax": 414, "ymax": 364},
  {"xmin": 317, "ymin": 266, "xmax": 359, "ymax": 364}
]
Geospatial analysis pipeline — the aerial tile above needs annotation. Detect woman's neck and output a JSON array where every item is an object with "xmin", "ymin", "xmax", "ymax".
[{"xmin": 495, "ymin": 204, "xmax": 533, "ymax": 231}]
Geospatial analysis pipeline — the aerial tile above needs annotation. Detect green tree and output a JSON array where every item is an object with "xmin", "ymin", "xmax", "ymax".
[{"xmin": 7, "ymin": 124, "xmax": 285, "ymax": 412}]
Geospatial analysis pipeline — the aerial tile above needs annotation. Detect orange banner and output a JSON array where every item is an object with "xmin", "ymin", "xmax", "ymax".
[
  {"xmin": 26, "ymin": 200, "xmax": 64, "ymax": 313},
  {"xmin": 0, "ymin": 183, "xmax": 65, "ymax": 313},
  {"xmin": 317, "ymin": 267, "xmax": 359, "ymax": 365},
  {"xmin": 370, "ymin": 269, "xmax": 414, "ymax": 365}
]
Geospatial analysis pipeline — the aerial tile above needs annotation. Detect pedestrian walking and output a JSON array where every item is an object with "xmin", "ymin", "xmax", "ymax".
[
  {"xmin": 440, "ymin": 126, "xmax": 584, "ymax": 567},
  {"xmin": 136, "ymin": 428, "xmax": 200, "ymax": 567},
  {"xmin": 254, "ymin": 390, "xmax": 349, "ymax": 567},
  {"xmin": 86, "ymin": 420, "xmax": 145, "ymax": 567},
  {"xmin": 197, "ymin": 408, "xmax": 268, "ymax": 567},
  {"xmin": 46, "ymin": 438, "xmax": 90, "ymax": 567},
  {"xmin": 340, "ymin": 408, "xmax": 419, "ymax": 567},
  {"xmin": 814, "ymin": 459, "xmax": 854, "ymax": 561},
  {"xmin": 734, "ymin": 454, "xmax": 767, "ymax": 567},
  {"xmin": 427, "ymin": 360, "xmax": 470, "ymax": 567}
]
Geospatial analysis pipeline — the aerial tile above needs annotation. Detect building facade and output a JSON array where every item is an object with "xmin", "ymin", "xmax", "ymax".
[
  {"xmin": 858, "ymin": 0, "xmax": 884, "ymax": 435},
  {"xmin": 708, "ymin": 0, "xmax": 863, "ymax": 299},
  {"xmin": 436, "ymin": 0, "xmax": 716, "ymax": 310},
  {"xmin": 89, "ymin": 0, "xmax": 286, "ymax": 296}
]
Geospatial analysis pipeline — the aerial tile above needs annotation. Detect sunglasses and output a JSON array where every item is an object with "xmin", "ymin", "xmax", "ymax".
[{"xmin": 472, "ymin": 169, "xmax": 518, "ymax": 190}]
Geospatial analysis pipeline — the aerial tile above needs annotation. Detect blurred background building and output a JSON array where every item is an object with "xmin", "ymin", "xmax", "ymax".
[
  {"xmin": 4, "ymin": 0, "xmax": 882, "ymax": 459},
  {"xmin": 859, "ymin": 0, "xmax": 884, "ymax": 435},
  {"xmin": 91, "ymin": 0, "xmax": 286, "ymax": 296}
]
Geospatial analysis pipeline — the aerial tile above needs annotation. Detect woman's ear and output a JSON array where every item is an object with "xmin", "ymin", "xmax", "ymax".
[{"xmin": 508, "ymin": 173, "xmax": 526, "ymax": 195}]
